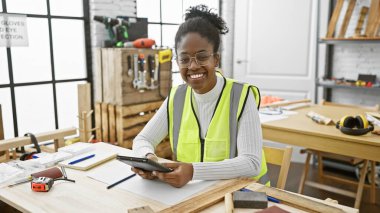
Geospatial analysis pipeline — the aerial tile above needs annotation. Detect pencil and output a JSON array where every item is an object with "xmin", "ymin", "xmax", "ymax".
[{"xmin": 106, "ymin": 173, "xmax": 136, "ymax": 189}]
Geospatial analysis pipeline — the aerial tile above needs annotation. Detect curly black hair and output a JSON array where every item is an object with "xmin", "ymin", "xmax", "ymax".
[{"xmin": 174, "ymin": 4, "xmax": 229, "ymax": 53}]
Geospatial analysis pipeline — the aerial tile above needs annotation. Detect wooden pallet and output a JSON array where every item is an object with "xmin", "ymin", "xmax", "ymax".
[{"xmin": 95, "ymin": 101, "xmax": 173, "ymax": 159}]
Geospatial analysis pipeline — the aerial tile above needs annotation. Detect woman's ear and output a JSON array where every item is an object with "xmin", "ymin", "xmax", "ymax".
[{"xmin": 214, "ymin": 53, "xmax": 220, "ymax": 67}]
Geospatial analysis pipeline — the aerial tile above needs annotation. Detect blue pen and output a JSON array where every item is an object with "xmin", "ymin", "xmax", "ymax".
[
  {"xmin": 68, "ymin": 154, "xmax": 95, "ymax": 165},
  {"xmin": 267, "ymin": 196, "xmax": 280, "ymax": 203}
]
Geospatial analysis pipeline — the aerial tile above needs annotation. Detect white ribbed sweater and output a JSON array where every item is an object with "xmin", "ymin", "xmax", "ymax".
[{"xmin": 133, "ymin": 75, "xmax": 263, "ymax": 180}]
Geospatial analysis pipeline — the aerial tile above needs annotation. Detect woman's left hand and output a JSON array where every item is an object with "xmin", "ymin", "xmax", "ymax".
[{"xmin": 153, "ymin": 162, "xmax": 193, "ymax": 188}]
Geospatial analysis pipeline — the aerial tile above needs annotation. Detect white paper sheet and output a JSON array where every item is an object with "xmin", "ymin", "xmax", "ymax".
[
  {"xmin": 259, "ymin": 113, "xmax": 288, "ymax": 123},
  {"xmin": 87, "ymin": 160, "xmax": 217, "ymax": 205}
]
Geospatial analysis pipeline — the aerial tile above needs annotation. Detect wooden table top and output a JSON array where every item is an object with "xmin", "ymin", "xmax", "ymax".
[
  {"xmin": 262, "ymin": 105, "xmax": 380, "ymax": 146},
  {"xmin": 0, "ymin": 143, "xmax": 359, "ymax": 213}
]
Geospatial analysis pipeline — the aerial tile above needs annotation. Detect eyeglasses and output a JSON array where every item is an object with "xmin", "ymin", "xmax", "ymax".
[{"xmin": 176, "ymin": 52, "xmax": 214, "ymax": 68}]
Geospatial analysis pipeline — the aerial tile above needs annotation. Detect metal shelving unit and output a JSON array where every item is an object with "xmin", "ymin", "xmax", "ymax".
[
  {"xmin": 315, "ymin": 0, "xmax": 380, "ymax": 102},
  {"xmin": 317, "ymin": 82, "xmax": 380, "ymax": 92}
]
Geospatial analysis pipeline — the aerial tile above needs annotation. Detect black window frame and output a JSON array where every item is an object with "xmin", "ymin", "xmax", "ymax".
[{"xmin": 0, "ymin": 0, "xmax": 93, "ymax": 137}]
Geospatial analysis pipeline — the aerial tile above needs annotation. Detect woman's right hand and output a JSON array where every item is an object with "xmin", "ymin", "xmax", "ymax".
[{"xmin": 130, "ymin": 153, "xmax": 158, "ymax": 180}]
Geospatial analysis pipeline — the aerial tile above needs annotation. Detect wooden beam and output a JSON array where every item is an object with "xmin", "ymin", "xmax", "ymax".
[
  {"xmin": 326, "ymin": 0, "xmax": 344, "ymax": 38},
  {"xmin": 0, "ymin": 104, "xmax": 4, "ymax": 140},
  {"xmin": 365, "ymin": 0, "xmax": 380, "ymax": 37},
  {"xmin": 247, "ymin": 183, "xmax": 345, "ymax": 213},
  {"xmin": 354, "ymin": 6, "xmax": 369, "ymax": 37},
  {"xmin": 121, "ymin": 100, "xmax": 163, "ymax": 117},
  {"xmin": 159, "ymin": 179, "xmax": 254, "ymax": 213},
  {"xmin": 338, "ymin": 0, "xmax": 357, "ymax": 38},
  {"xmin": 0, "ymin": 127, "xmax": 77, "ymax": 152},
  {"xmin": 78, "ymin": 83, "xmax": 92, "ymax": 142},
  {"xmin": 95, "ymin": 102, "xmax": 103, "ymax": 141}
]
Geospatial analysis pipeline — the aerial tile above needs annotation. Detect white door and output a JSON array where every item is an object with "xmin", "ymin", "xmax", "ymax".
[
  {"xmin": 233, "ymin": 0, "xmax": 318, "ymax": 162},
  {"xmin": 233, "ymin": 0, "xmax": 317, "ymax": 101}
]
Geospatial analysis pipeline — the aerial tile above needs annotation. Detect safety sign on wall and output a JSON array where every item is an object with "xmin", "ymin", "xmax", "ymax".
[{"xmin": 0, "ymin": 13, "xmax": 28, "ymax": 47}]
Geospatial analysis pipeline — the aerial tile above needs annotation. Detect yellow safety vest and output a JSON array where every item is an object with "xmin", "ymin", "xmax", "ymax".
[{"xmin": 167, "ymin": 74, "xmax": 270, "ymax": 185}]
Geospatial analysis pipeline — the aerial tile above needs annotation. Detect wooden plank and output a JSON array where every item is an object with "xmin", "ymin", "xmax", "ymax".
[
  {"xmin": 246, "ymin": 183, "xmax": 345, "ymax": 213},
  {"xmin": 224, "ymin": 193, "xmax": 233, "ymax": 213},
  {"xmin": 0, "ymin": 104, "xmax": 6, "ymax": 159},
  {"xmin": 121, "ymin": 100, "xmax": 163, "ymax": 117},
  {"xmin": 123, "ymin": 125, "xmax": 145, "ymax": 140},
  {"xmin": 116, "ymin": 105, "xmax": 124, "ymax": 145},
  {"xmin": 159, "ymin": 179, "xmax": 254, "ymax": 213},
  {"xmin": 365, "ymin": 0, "xmax": 380, "ymax": 37},
  {"xmin": 95, "ymin": 102, "xmax": 102, "ymax": 141},
  {"xmin": 101, "ymin": 103, "xmax": 109, "ymax": 142},
  {"xmin": 108, "ymin": 104, "xmax": 116, "ymax": 143},
  {"xmin": 114, "ymin": 49, "xmax": 124, "ymax": 105},
  {"xmin": 338, "ymin": 0, "xmax": 356, "ymax": 38},
  {"xmin": 94, "ymin": 48, "xmax": 103, "ymax": 102},
  {"xmin": 305, "ymin": 181, "xmax": 356, "ymax": 198},
  {"xmin": 374, "ymin": 2, "xmax": 380, "ymax": 36},
  {"xmin": 78, "ymin": 83, "xmax": 92, "ymax": 142},
  {"xmin": 0, "ymin": 104, "xmax": 4, "ymax": 140},
  {"xmin": 0, "ymin": 128, "xmax": 77, "ymax": 152},
  {"xmin": 354, "ymin": 6, "xmax": 369, "ymax": 37},
  {"xmin": 326, "ymin": 0, "xmax": 344, "ymax": 38},
  {"xmin": 123, "ymin": 113, "xmax": 155, "ymax": 129}
]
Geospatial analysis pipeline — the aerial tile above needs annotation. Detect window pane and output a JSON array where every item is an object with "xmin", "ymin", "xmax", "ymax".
[
  {"xmin": 15, "ymin": 85, "xmax": 55, "ymax": 135},
  {"xmin": 56, "ymin": 81, "xmax": 85, "ymax": 129},
  {"xmin": 0, "ymin": 3, "xmax": 3, "ymax": 12},
  {"xmin": 12, "ymin": 18, "xmax": 52, "ymax": 83},
  {"xmin": 162, "ymin": 25, "xmax": 178, "ymax": 48},
  {"xmin": 6, "ymin": 0, "xmax": 47, "ymax": 15},
  {"xmin": 162, "ymin": 0, "xmax": 182, "ymax": 24},
  {"xmin": 136, "ymin": 0, "xmax": 160, "ymax": 22},
  {"xmin": 148, "ymin": 24, "xmax": 161, "ymax": 47},
  {"xmin": 0, "ymin": 48, "xmax": 9, "ymax": 84},
  {"xmin": 183, "ymin": 0, "xmax": 219, "ymax": 17},
  {"xmin": 0, "ymin": 88, "xmax": 14, "ymax": 138},
  {"xmin": 50, "ymin": 0, "xmax": 83, "ymax": 17},
  {"xmin": 52, "ymin": 19, "xmax": 86, "ymax": 80}
]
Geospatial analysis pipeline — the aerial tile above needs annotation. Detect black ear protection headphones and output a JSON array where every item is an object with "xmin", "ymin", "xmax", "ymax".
[
  {"xmin": 336, "ymin": 115, "xmax": 374, "ymax": 136},
  {"xmin": 20, "ymin": 133, "xmax": 41, "ymax": 161}
]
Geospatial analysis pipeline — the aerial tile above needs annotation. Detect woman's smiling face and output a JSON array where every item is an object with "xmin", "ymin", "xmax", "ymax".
[{"xmin": 176, "ymin": 32, "xmax": 219, "ymax": 94}]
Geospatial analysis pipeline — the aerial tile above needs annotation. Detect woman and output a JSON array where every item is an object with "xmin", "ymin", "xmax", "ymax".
[{"xmin": 132, "ymin": 4, "xmax": 268, "ymax": 188}]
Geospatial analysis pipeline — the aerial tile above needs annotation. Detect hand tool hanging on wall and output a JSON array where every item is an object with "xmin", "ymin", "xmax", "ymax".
[
  {"xmin": 127, "ymin": 55, "xmax": 132, "ymax": 76},
  {"xmin": 154, "ymin": 54, "xmax": 160, "ymax": 87},
  {"xmin": 147, "ymin": 55, "xmax": 157, "ymax": 89},
  {"xmin": 132, "ymin": 54, "xmax": 139, "ymax": 89},
  {"xmin": 137, "ymin": 53, "xmax": 148, "ymax": 90}
]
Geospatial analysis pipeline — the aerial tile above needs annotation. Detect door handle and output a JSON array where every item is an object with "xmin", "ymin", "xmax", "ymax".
[{"xmin": 236, "ymin": 59, "xmax": 248, "ymax": 64}]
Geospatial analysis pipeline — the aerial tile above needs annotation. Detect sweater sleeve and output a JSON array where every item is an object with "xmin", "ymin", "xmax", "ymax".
[
  {"xmin": 132, "ymin": 98, "xmax": 169, "ymax": 157},
  {"xmin": 192, "ymin": 90, "xmax": 263, "ymax": 180}
]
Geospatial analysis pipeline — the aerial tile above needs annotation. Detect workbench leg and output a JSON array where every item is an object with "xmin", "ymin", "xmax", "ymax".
[
  {"xmin": 317, "ymin": 153, "xmax": 324, "ymax": 182},
  {"xmin": 298, "ymin": 152, "xmax": 312, "ymax": 194},
  {"xmin": 355, "ymin": 160, "xmax": 369, "ymax": 209},
  {"xmin": 370, "ymin": 161, "xmax": 376, "ymax": 204}
]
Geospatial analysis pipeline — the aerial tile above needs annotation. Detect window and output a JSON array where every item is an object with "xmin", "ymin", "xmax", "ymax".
[
  {"xmin": 136, "ymin": 0, "xmax": 219, "ymax": 86},
  {"xmin": 0, "ymin": 0, "xmax": 92, "ymax": 139}
]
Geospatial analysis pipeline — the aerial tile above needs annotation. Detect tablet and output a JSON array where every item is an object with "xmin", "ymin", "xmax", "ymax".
[{"xmin": 116, "ymin": 155, "xmax": 173, "ymax": 173}]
